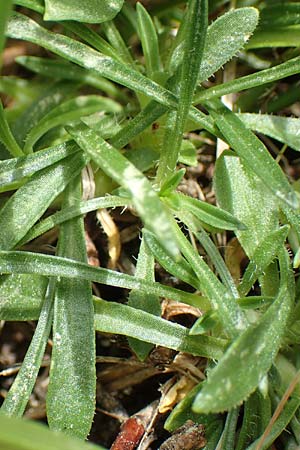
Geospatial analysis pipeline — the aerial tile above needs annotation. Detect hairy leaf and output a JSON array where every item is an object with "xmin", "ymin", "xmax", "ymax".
[{"xmin": 44, "ymin": 0, "xmax": 123, "ymax": 23}]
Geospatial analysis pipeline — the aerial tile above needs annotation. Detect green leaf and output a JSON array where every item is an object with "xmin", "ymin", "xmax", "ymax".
[
  {"xmin": 101, "ymin": 20, "xmax": 134, "ymax": 66},
  {"xmin": 67, "ymin": 123, "xmax": 180, "ymax": 258},
  {"xmin": 193, "ymin": 226, "xmax": 238, "ymax": 298},
  {"xmin": 0, "ymin": 151, "xmax": 88, "ymax": 250},
  {"xmin": 259, "ymin": 3, "xmax": 300, "ymax": 28},
  {"xmin": 0, "ymin": 250, "xmax": 202, "ymax": 307},
  {"xmin": 0, "ymin": 414, "xmax": 106, "ymax": 450},
  {"xmin": 136, "ymin": 2, "xmax": 161, "ymax": 79},
  {"xmin": 214, "ymin": 151, "xmax": 279, "ymax": 257},
  {"xmin": 159, "ymin": 168, "xmax": 186, "ymax": 197},
  {"xmin": 13, "ymin": 0, "xmax": 44, "ymax": 14},
  {"xmin": 238, "ymin": 113, "xmax": 300, "ymax": 152},
  {"xmin": 94, "ymin": 298, "xmax": 226, "ymax": 360},
  {"xmin": 47, "ymin": 177, "xmax": 95, "ymax": 439},
  {"xmin": 156, "ymin": 0, "xmax": 208, "ymax": 184},
  {"xmin": 0, "ymin": 0, "xmax": 12, "ymax": 68},
  {"xmin": 1, "ymin": 279, "xmax": 55, "ymax": 416},
  {"xmin": 172, "ymin": 221, "xmax": 247, "ymax": 338},
  {"xmin": 0, "ymin": 273, "xmax": 47, "ymax": 320},
  {"xmin": 208, "ymin": 101, "xmax": 297, "ymax": 210},
  {"xmin": 247, "ymin": 27, "xmax": 300, "ymax": 49},
  {"xmin": 44, "ymin": 0, "xmax": 124, "ymax": 23},
  {"xmin": 164, "ymin": 383, "xmax": 218, "ymax": 432},
  {"xmin": 23, "ymin": 95, "xmax": 122, "ymax": 153},
  {"xmin": 20, "ymin": 195, "xmax": 128, "ymax": 245},
  {"xmin": 143, "ymin": 230, "xmax": 202, "ymax": 292},
  {"xmin": 192, "ymin": 249, "xmax": 293, "ymax": 413},
  {"xmin": 0, "ymin": 100, "xmax": 23, "ymax": 157},
  {"xmin": 11, "ymin": 80, "xmax": 77, "ymax": 147},
  {"xmin": 199, "ymin": 7, "xmax": 259, "ymax": 82},
  {"xmin": 128, "ymin": 234, "xmax": 161, "ymax": 360},
  {"xmin": 239, "ymin": 226, "xmax": 290, "ymax": 297},
  {"xmin": 0, "ymin": 141, "xmax": 79, "ymax": 190},
  {"xmin": 6, "ymin": 13, "xmax": 177, "ymax": 109},
  {"xmin": 167, "ymin": 191, "xmax": 245, "ymax": 231},
  {"xmin": 246, "ymin": 397, "xmax": 300, "ymax": 450},
  {"xmin": 194, "ymin": 56, "xmax": 300, "ymax": 104},
  {"xmin": 16, "ymin": 56, "xmax": 126, "ymax": 101}
]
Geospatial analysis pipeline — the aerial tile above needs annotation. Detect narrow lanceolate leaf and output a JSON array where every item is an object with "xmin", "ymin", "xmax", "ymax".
[
  {"xmin": 0, "ymin": 100, "xmax": 23, "ymax": 157},
  {"xmin": 239, "ymin": 226, "xmax": 289, "ymax": 297},
  {"xmin": 198, "ymin": 7, "xmax": 259, "ymax": 82},
  {"xmin": 193, "ymin": 249, "xmax": 293, "ymax": 413},
  {"xmin": 1, "ymin": 279, "xmax": 55, "ymax": 416},
  {"xmin": 6, "ymin": 13, "xmax": 177, "ymax": 109},
  {"xmin": 0, "ymin": 414, "xmax": 105, "ymax": 450},
  {"xmin": 144, "ymin": 230, "xmax": 201, "ymax": 291},
  {"xmin": 128, "ymin": 234, "xmax": 161, "ymax": 361},
  {"xmin": 12, "ymin": 80, "xmax": 77, "ymax": 146},
  {"xmin": 156, "ymin": 0, "xmax": 208, "ymax": 184},
  {"xmin": 0, "ymin": 151, "xmax": 88, "ymax": 250},
  {"xmin": 173, "ymin": 222, "xmax": 247, "ymax": 338},
  {"xmin": 0, "ymin": 141, "xmax": 79, "ymax": 189},
  {"xmin": 20, "ymin": 195, "xmax": 128, "ymax": 245},
  {"xmin": 214, "ymin": 151, "xmax": 279, "ymax": 258},
  {"xmin": 44, "ymin": 0, "xmax": 123, "ymax": 23},
  {"xmin": 238, "ymin": 113, "xmax": 300, "ymax": 152},
  {"xmin": 67, "ymin": 124, "xmax": 180, "ymax": 258},
  {"xmin": 23, "ymin": 95, "xmax": 122, "ymax": 153},
  {"xmin": 194, "ymin": 56, "xmax": 300, "ymax": 104},
  {"xmin": 246, "ymin": 397, "xmax": 300, "ymax": 450},
  {"xmin": 166, "ymin": 191, "xmax": 245, "ymax": 231},
  {"xmin": 208, "ymin": 100, "xmax": 297, "ymax": 209},
  {"xmin": 136, "ymin": 3, "xmax": 161, "ymax": 79},
  {"xmin": 16, "ymin": 56, "xmax": 124, "ymax": 100},
  {"xmin": 47, "ymin": 176, "xmax": 95, "ymax": 439},
  {"xmin": 0, "ymin": 251, "xmax": 202, "ymax": 307},
  {"xmin": 94, "ymin": 298, "xmax": 226, "ymax": 360}
]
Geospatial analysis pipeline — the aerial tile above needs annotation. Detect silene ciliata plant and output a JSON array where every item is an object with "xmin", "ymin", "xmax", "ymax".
[{"xmin": 1, "ymin": 1, "xmax": 300, "ymax": 449}]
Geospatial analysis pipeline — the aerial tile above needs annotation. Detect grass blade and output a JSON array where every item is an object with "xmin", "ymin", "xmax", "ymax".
[
  {"xmin": 47, "ymin": 177, "xmax": 95, "ymax": 439},
  {"xmin": 94, "ymin": 298, "xmax": 226, "ymax": 360},
  {"xmin": 67, "ymin": 123, "xmax": 180, "ymax": 258}
]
